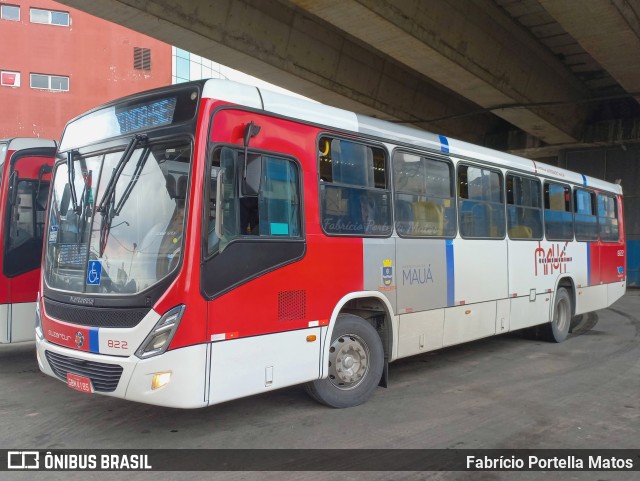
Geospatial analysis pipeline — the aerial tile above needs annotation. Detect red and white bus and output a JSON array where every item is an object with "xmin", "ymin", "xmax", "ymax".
[
  {"xmin": 36, "ymin": 81, "xmax": 625, "ymax": 408},
  {"xmin": 0, "ymin": 138, "xmax": 55, "ymax": 343}
]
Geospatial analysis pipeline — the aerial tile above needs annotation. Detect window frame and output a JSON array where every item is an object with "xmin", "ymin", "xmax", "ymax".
[
  {"xmin": 30, "ymin": 73, "xmax": 69, "ymax": 92},
  {"xmin": 29, "ymin": 7, "xmax": 70, "ymax": 26},
  {"xmin": 457, "ymin": 162, "xmax": 506, "ymax": 240},
  {"xmin": 392, "ymin": 148, "xmax": 457, "ymax": 239},
  {"xmin": 1, "ymin": 4, "xmax": 20, "ymax": 21},
  {"xmin": 317, "ymin": 135, "xmax": 392, "ymax": 238}
]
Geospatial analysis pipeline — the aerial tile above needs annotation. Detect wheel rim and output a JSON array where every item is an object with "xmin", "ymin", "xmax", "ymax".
[
  {"xmin": 328, "ymin": 333, "xmax": 370, "ymax": 390},
  {"xmin": 555, "ymin": 295, "xmax": 570, "ymax": 332}
]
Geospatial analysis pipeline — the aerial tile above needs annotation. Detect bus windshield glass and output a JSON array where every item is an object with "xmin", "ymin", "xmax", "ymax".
[{"xmin": 45, "ymin": 141, "xmax": 191, "ymax": 295}]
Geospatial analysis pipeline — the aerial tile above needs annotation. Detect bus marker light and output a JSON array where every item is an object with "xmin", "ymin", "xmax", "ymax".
[
  {"xmin": 306, "ymin": 335, "xmax": 316, "ymax": 342},
  {"xmin": 151, "ymin": 371, "xmax": 172, "ymax": 390},
  {"xmin": 465, "ymin": 310, "xmax": 471, "ymax": 315},
  {"xmin": 211, "ymin": 332, "xmax": 238, "ymax": 342}
]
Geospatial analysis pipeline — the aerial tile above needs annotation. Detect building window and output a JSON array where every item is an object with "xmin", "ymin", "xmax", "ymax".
[
  {"xmin": 134, "ymin": 47, "xmax": 151, "ymax": 71},
  {"xmin": 1, "ymin": 4, "xmax": 20, "ymax": 21},
  {"xmin": 30, "ymin": 73, "xmax": 69, "ymax": 91},
  {"xmin": 30, "ymin": 8, "xmax": 69, "ymax": 26},
  {"xmin": 1, "ymin": 71, "xmax": 21, "ymax": 87}
]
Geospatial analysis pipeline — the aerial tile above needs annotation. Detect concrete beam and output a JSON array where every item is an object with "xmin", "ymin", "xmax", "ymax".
[
  {"xmin": 57, "ymin": 0, "xmax": 501, "ymax": 143},
  {"xmin": 290, "ymin": 0, "xmax": 592, "ymax": 145},
  {"xmin": 539, "ymin": 0, "xmax": 640, "ymax": 105}
]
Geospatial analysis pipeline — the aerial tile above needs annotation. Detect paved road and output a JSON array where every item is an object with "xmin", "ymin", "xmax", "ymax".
[{"xmin": 2, "ymin": 291, "xmax": 639, "ymax": 480}]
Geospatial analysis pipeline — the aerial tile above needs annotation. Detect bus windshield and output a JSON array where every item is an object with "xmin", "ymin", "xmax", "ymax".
[{"xmin": 45, "ymin": 140, "xmax": 191, "ymax": 295}]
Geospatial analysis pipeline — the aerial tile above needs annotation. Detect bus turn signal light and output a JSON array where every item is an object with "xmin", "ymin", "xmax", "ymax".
[{"xmin": 306, "ymin": 335, "xmax": 316, "ymax": 342}]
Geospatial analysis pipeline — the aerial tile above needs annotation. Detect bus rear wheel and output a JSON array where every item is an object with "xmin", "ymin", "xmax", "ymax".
[
  {"xmin": 541, "ymin": 287, "xmax": 571, "ymax": 343},
  {"xmin": 305, "ymin": 314, "xmax": 384, "ymax": 408}
]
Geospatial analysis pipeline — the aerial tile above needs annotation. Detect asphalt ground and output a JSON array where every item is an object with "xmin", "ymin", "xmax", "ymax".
[{"xmin": 1, "ymin": 290, "xmax": 639, "ymax": 480}]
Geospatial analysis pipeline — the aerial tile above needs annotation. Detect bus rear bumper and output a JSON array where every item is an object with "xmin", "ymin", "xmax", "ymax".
[{"xmin": 36, "ymin": 336, "xmax": 209, "ymax": 409}]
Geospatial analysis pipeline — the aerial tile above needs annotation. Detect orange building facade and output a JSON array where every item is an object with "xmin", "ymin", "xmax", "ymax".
[{"xmin": 0, "ymin": 0, "xmax": 171, "ymax": 140}]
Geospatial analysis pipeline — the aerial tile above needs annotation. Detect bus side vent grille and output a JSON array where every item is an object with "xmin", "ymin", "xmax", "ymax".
[{"xmin": 278, "ymin": 290, "xmax": 306, "ymax": 321}]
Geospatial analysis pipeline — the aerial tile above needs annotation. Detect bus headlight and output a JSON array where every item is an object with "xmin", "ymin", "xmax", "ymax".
[
  {"xmin": 135, "ymin": 305, "xmax": 185, "ymax": 359},
  {"xmin": 35, "ymin": 292, "xmax": 43, "ymax": 340}
]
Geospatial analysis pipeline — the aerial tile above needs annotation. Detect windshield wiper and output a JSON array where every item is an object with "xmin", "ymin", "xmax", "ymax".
[
  {"xmin": 96, "ymin": 134, "xmax": 146, "ymax": 214},
  {"xmin": 97, "ymin": 134, "xmax": 146, "ymax": 255},
  {"xmin": 67, "ymin": 151, "xmax": 80, "ymax": 213}
]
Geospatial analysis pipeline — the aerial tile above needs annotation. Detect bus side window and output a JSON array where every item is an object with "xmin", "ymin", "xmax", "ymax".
[
  {"xmin": 507, "ymin": 174, "xmax": 542, "ymax": 240},
  {"xmin": 544, "ymin": 182, "xmax": 573, "ymax": 241},
  {"xmin": 319, "ymin": 136, "xmax": 391, "ymax": 236},
  {"xmin": 206, "ymin": 148, "xmax": 302, "ymax": 255},
  {"xmin": 392, "ymin": 151, "xmax": 456, "ymax": 237},
  {"xmin": 574, "ymin": 188, "xmax": 598, "ymax": 241},
  {"xmin": 458, "ymin": 165, "xmax": 505, "ymax": 239},
  {"xmin": 4, "ymin": 180, "xmax": 48, "ymax": 277},
  {"xmin": 598, "ymin": 193, "xmax": 619, "ymax": 242}
]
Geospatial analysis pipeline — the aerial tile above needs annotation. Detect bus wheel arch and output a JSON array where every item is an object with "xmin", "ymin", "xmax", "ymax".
[{"xmin": 307, "ymin": 293, "xmax": 393, "ymax": 408}]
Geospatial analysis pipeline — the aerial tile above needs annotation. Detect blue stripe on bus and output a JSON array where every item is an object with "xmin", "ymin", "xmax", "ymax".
[
  {"xmin": 586, "ymin": 243, "xmax": 591, "ymax": 286},
  {"xmin": 439, "ymin": 135, "xmax": 449, "ymax": 153},
  {"xmin": 89, "ymin": 328, "xmax": 100, "ymax": 353},
  {"xmin": 446, "ymin": 239, "xmax": 455, "ymax": 306},
  {"xmin": 582, "ymin": 174, "xmax": 587, "ymax": 187}
]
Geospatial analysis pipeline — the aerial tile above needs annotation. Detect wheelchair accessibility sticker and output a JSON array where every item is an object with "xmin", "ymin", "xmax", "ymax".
[{"xmin": 87, "ymin": 260, "xmax": 102, "ymax": 286}]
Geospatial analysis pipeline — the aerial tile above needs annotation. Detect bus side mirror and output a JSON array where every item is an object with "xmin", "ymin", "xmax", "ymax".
[{"xmin": 241, "ymin": 155, "xmax": 262, "ymax": 197}]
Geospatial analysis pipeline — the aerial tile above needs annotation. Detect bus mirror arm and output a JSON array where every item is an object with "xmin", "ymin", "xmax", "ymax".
[
  {"xmin": 214, "ymin": 171, "xmax": 224, "ymax": 240},
  {"xmin": 242, "ymin": 121, "xmax": 261, "ymax": 180},
  {"xmin": 8, "ymin": 170, "xmax": 18, "ymax": 205}
]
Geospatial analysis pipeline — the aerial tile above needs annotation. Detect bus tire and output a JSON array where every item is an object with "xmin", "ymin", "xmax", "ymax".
[
  {"xmin": 541, "ymin": 287, "xmax": 571, "ymax": 343},
  {"xmin": 570, "ymin": 311, "xmax": 599, "ymax": 334},
  {"xmin": 305, "ymin": 314, "xmax": 384, "ymax": 408}
]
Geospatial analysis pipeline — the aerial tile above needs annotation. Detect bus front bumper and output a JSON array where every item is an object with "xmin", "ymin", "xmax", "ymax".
[{"xmin": 36, "ymin": 334, "xmax": 209, "ymax": 409}]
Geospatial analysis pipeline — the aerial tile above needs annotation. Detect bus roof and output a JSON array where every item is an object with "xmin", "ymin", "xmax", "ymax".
[
  {"xmin": 201, "ymin": 79, "xmax": 622, "ymax": 195},
  {"xmin": 0, "ymin": 138, "xmax": 57, "ymax": 151}
]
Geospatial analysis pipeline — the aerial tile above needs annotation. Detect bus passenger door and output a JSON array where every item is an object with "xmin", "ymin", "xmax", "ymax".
[{"xmin": 1, "ymin": 153, "xmax": 53, "ymax": 343}]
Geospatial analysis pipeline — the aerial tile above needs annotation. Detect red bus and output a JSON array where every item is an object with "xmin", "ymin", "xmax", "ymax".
[
  {"xmin": 36, "ymin": 81, "xmax": 625, "ymax": 408},
  {"xmin": 0, "ymin": 138, "xmax": 55, "ymax": 343}
]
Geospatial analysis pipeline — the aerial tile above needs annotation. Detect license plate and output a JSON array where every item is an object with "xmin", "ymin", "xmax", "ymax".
[{"xmin": 66, "ymin": 372, "xmax": 93, "ymax": 393}]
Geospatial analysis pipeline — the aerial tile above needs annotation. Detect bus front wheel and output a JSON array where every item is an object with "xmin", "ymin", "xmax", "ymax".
[
  {"xmin": 305, "ymin": 314, "xmax": 384, "ymax": 408},
  {"xmin": 541, "ymin": 287, "xmax": 571, "ymax": 343}
]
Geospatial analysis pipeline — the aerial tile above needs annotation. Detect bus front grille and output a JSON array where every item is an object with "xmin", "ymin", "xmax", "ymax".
[
  {"xmin": 44, "ymin": 298, "xmax": 149, "ymax": 328},
  {"xmin": 45, "ymin": 351, "xmax": 123, "ymax": 392}
]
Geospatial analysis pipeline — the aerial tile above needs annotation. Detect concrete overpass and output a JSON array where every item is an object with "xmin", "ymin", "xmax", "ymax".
[{"xmin": 59, "ymin": 0, "xmax": 640, "ymax": 161}]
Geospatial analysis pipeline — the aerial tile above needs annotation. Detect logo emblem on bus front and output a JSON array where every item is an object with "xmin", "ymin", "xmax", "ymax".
[
  {"xmin": 75, "ymin": 331, "xmax": 84, "ymax": 348},
  {"xmin": 381, "ymin": 259, "xmax": 394, "ymax": 287}
]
